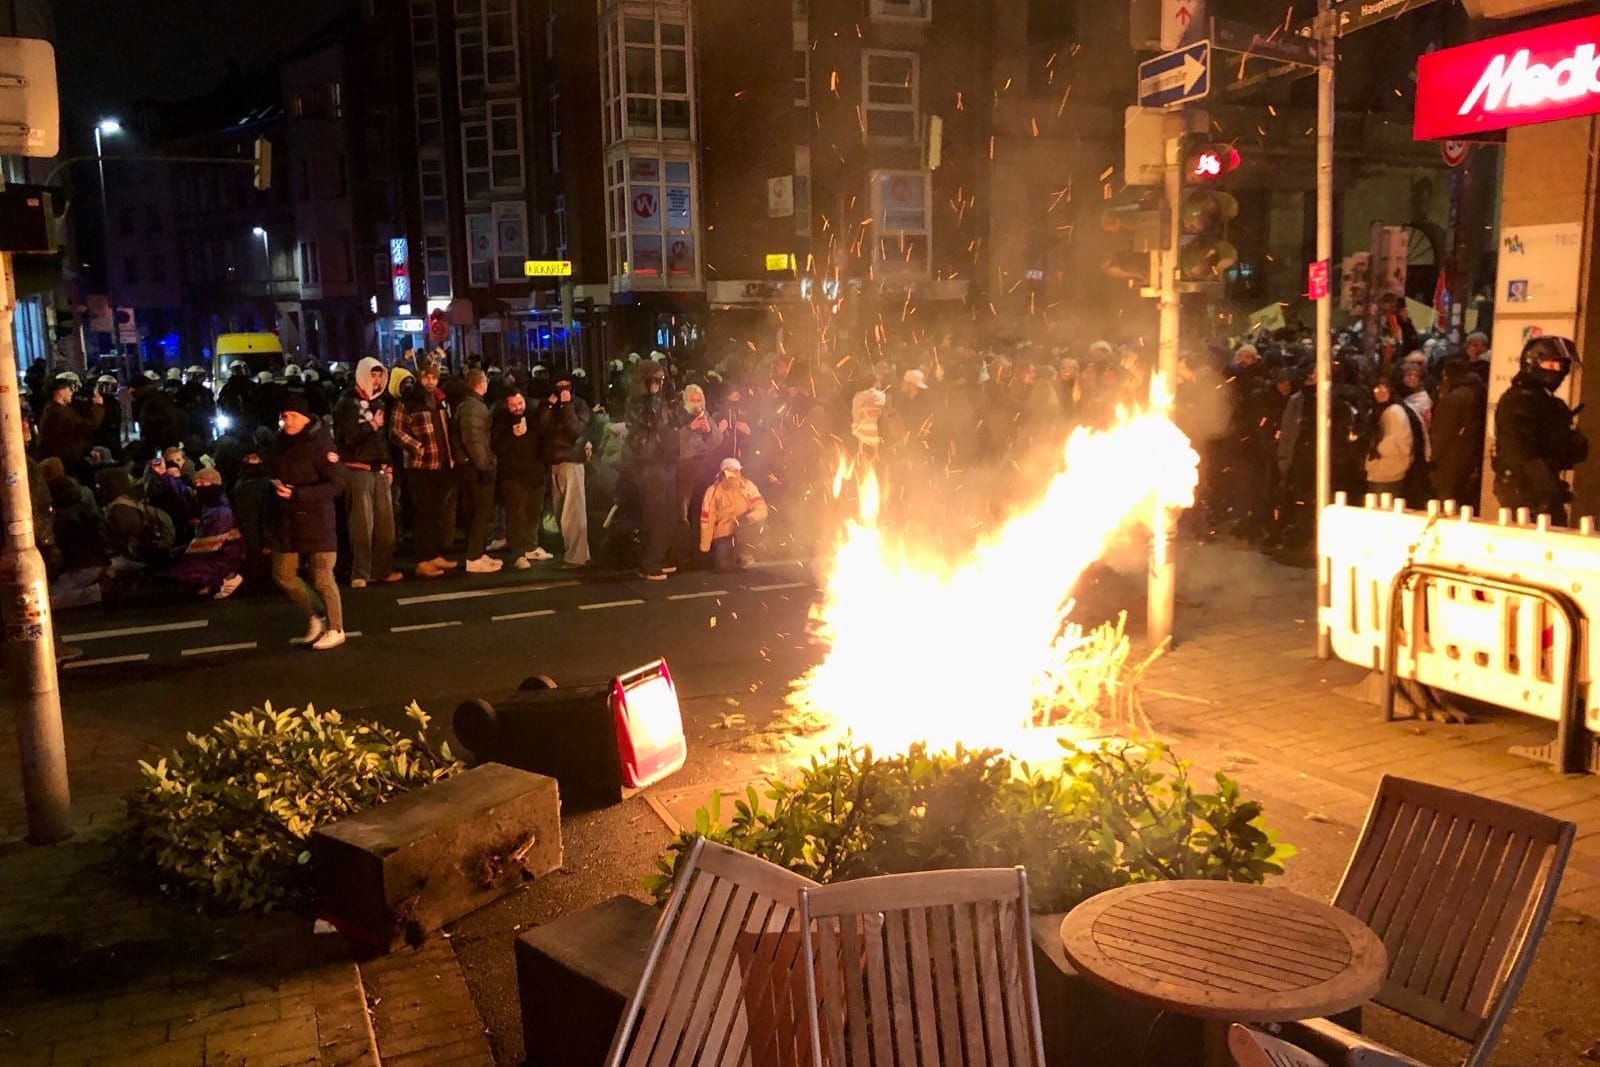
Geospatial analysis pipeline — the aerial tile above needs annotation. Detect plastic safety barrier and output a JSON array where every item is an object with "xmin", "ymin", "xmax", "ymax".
[{"xmin": 1319, "ymin": 495, "xmax": 1597, "ymax": 773}]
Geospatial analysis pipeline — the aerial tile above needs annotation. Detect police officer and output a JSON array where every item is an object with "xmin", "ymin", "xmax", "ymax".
[{"xmin": 1493, "ymin": 336, "xmax": 1589, "ymax": 526}]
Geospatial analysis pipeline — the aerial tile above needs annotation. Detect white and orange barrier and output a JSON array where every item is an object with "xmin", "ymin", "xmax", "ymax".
[{"xmin": 1319, "ymin": 495, "xmax": 1598, "ymax": 773}]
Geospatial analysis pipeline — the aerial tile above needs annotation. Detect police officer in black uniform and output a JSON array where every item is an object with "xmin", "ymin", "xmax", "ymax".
[{"xmin": 1493, "ymin": 336, "xmax": 1588, "ymax": 526}]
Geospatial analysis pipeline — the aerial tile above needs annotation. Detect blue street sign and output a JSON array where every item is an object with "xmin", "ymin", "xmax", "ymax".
[{"xmin": 1138, "ymin": 40, "xmax": 1211, "ymax": 108}]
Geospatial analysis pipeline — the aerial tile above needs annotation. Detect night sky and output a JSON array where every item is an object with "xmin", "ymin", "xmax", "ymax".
[{"xmin": 53, "ymin": 0, "xmax": 362, "ymax": 135}]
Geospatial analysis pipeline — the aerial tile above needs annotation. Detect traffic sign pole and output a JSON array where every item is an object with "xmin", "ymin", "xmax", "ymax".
[
  {"xmin": 1314, "ymin": 3, "xmax": 1335, "ymax": 660},
  {"xmin": 1148, "ymin": 110, "xmax": 1186, "ymax": 651}
]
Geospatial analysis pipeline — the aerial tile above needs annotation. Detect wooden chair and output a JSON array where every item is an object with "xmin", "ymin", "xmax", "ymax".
[
  {"xmin": 798, "ymin": 867, "xmax": 1046, "ymax": 1067},
  {"xmin": 1229, "ymin": 1024, "xmax": 1329, "ymax": 1067},
  {"xmin": 1282, "ymin": 775, "xmax": 1575, "ymax": 1067},
  {"xmin": 605, "ymin": 838, "xmax": 821, "ymax": 1067}
]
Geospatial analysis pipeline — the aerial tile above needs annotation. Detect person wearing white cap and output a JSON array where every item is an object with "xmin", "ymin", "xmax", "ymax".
[{"xmin": 698, "ymin": 456, "xmax": 768, "ymax": 571}]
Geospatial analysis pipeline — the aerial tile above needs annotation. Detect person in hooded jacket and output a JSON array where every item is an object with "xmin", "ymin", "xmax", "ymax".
[
  {"xmin": 1430, "ymin": 353, "xmax": 1487, "ymax": 509},
  {"xmin": 627, "ymin": 361, "xmax": 678, "ymax": 579},
  {"xmin": 1493, "ymin": 336, "xmax": 1588, "ymax": 525},
  {"xmin": 268, "ymin": 391, "xmax": 347, "ymax": 650},
  {"xmin": 1366, "ymin": 379, "xmax": 1428, "ymax": 507},
  {"xmin": 673, "ymin": 383, "xmax": 725, "ymax": 567},
  {"xmin": 541, "ymin": 372, "xmax": 593, "ymax": 567},
  {"xmin": 334, "ymin": 357, "xmax": 402, "ymax": 587}
]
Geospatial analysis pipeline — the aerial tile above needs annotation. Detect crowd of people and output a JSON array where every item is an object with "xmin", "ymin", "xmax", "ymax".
[{"xmin": 16, "ymin": 317, "xmax": 1587, "ymax": 651}]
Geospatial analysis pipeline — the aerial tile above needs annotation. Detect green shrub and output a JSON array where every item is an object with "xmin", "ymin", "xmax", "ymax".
[
  {"xmin": 122, "ymin": 702, "xmax": 464, "ymax": 913},
  {"xmin": 647, "ymin": 741, "xmax": 1293, "ymax": 913}
]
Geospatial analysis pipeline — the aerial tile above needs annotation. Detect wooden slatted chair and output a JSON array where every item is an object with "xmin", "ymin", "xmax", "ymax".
[
  {"xmin": 1281, "ymin": 775, "xmax": 1575, "ymax": 1067},
  {"xmin": 798, "ymin": 867, "xmax": 1046, "ymax": 1067},
  {"xmin": 1229, "ymin": 1024, "xmax": 1330, "ymax": 1067},
  {"xmin": 605, "ymin": 837, "xmax": 821, "ymax": 1067}
]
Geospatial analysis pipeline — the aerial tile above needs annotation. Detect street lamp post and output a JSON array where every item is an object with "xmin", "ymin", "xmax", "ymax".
[
  {"xmin": 93, "ymin": 118, "xmax": 121, "ymax": 368},
  {"xmin": 252, "ymin": 226, "xmax": 273, "ymax": 334}
]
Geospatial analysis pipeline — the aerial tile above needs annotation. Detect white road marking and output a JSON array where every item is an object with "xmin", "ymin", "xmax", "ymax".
[
  {"xmin": 396, "ymin": 580, "xmax": 580, "ymax": 607},
  {"xmin": 290, "ymin": 630, "xmax": 363, "ymax": 645},
  {"xmin": 61, "ymin": 619, "xmax": 209, "ymax": 642},
  {"xmin": 181, "ymin": 642, "xmax": 258, "ymax": 657},
  {"xmin": 746, "ymin": 581, "xmax": 809, "ymax": 593},
  {"xmin": 391, "ymin": 621, "xmax": 462, "ymax": 634},
  {"xmin": 492, "ymin": 609, "xmax": 557, "ymax": 622},
  {"xmin": 668, "ymin": 589, "xmax": 729, "ymax": 601},
  {"xmin": 579, "ymin": 599, "xmax": 645, "ymax": 611},
  {"xmin": 63, "ymin": 653, "xmax": 150, "ymax": 670}
]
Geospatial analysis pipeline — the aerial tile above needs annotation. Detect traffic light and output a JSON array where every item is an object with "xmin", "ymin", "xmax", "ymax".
[
  {"xmin": 253, "ymin": 136, "xmax": 273, "ymax": 192},
  {"xmin": 1099, "ymin": 185, "xmax": 1163, "ymax": 290},
  {"xmin": 1177, "ymin": 138, "xmax": 1239, "ymax": 286}
]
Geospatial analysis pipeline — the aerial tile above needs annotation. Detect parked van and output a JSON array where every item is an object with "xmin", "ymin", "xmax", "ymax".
[{"xmin": 211, "ymin": 333, "xmax": 284, "ymax": 389}]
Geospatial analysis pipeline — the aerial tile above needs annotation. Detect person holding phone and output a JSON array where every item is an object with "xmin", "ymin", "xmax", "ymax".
[
  {"xmin": 492, "ymin": 385, "xmax": 552, "ymax": 568},
  {"xmin": 539, "ymin": 373, "xmax": 592, "ymax": 568}
]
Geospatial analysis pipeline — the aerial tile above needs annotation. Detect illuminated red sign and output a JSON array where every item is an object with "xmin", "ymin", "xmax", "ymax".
[
  {"xmin": 1185, "ymin": 144, "xmax": 1240, "ymax": 183},
  {"xmin": 1417, "ymin": 14, "xmax": 1600, "ymax": 140}
]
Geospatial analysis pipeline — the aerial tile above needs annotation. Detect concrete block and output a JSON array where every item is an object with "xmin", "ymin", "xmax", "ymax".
[
  {"xmin": 516, "ymin": 895, "xmax": 658, "ymax": 1067},
  {"xmin": 311, "ymin": 763, "xmax": 562, "ymax": 950}
]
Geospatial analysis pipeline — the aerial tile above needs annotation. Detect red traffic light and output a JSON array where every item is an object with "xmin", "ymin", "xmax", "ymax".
[{"xmin": 1186, "ymin": 144, "xmax": 1240, "ymax": 183}]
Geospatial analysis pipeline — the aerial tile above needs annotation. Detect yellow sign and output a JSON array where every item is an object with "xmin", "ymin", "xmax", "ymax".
[
  {"xmin": 765, "ymin": 253, "xmax": 796, "ymax": 272},
  {"xmin": 523, "ymin": 260, "xmax": 573, "ymax": 277}
]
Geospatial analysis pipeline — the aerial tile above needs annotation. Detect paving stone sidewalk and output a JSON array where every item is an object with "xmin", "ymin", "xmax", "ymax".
[{"xmin": 0, "ymin": 721, "xmax": 493, "ymax": 1067}]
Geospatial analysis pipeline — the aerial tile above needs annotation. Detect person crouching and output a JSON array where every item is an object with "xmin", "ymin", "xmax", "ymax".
[{"xmin": 698, "ymin": 457, "xmax": 768, "ymax": 571}]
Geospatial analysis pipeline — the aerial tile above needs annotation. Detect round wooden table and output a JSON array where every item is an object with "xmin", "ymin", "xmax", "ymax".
[{"xmin": 1059, "ymin": 881, "xmax": 1387, "ymax": 1025}]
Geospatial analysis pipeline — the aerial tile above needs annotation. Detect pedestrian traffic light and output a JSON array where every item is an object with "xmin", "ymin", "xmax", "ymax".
[
  {"xmin": 1177, "ymin": 137, "xmax": 1239, "ymax": 286},
  {"xmin": 1099, "ymin": 184, "xmax": 1163, "ymax": 291},
  {"xmin": 252, "ymin": 136, "xmax": 273, "ymax": 192}
]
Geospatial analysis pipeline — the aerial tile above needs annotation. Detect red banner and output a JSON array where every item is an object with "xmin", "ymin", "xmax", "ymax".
[{"xmin": 1416, "ymin": 13, "xmax": 1600, "ymax": 140}]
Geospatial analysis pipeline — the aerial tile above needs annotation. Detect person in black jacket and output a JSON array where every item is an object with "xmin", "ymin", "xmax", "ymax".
[
  {"xmin": 626, "ymin": 361, "xmax": 678, "ymax": 579},
  {"xmin": 333, "ymin": 357, "xmax": 401, "ymax": 587},
  {"xmin": 1493, "ymin": 336, "xmax": 1588, "ymax": 526},
  {"xmin": 269, "ymin": 391, "xmax": 347, "ymax": 650},
  {"xmin": 540, "ymin": 373, "xmax": 592, "ymax": 567},
  {"xmin": 38, "ymin": 377, "xmax": 106, "ymax": 481},
  {"xmin": 492, "ymin": 386, "xmax": 552, "ymax": 568},
  {"xmin": 453, "ymin": 369, "xmax": 500, "ymax": 573},
  {"xmin": 1430, "ymin": 354, "xmax": 1487, "ymax": 509}
]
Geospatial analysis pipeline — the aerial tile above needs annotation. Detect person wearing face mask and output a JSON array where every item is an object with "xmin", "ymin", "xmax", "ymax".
[
  {"xmin": 268, "ymin": 392, "xmax": 347, "ymax": 650},
  {"xmin": 334, "ymin": 357, "xmax": 403, "ymax": 587},
  {"xmin": 169, "ymin": 467, "xmax": 245, "ymax": 600},
  {"xmin": 627, "ymin": 361, "xmax": 678, "ymax": 579},
  {"xmin": 1493, "ymin": 336, "xmax": 1589, "ymax": 526},
  {"xmin": 493, "ymin": 385, "xmax": 553, "ymax": 569},
  {"xmin": 674, "ymin": 383, "xmax": 725, "ymax": 568}
]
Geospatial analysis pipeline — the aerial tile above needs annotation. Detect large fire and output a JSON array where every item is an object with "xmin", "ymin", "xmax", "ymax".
[{"xmin": 787, "ymin": 393, "xmax": 1199, "ymax": 758}]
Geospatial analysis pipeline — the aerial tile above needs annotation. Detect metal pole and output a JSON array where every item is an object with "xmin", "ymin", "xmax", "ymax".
[
  {"xmin": 94, "ymin": 126, "xmax": 112, "ymax": 368},
  {"xmin": 1148, "ymin": 109, "xmax": 1185, "ymax": 650},
  {"xmin": 1314, "ymin": 7, "xmax": 1335, "ymax": 660},
  {"xmin": 0, "ymin": 246, "xmax": 72, "ymax": 843}
]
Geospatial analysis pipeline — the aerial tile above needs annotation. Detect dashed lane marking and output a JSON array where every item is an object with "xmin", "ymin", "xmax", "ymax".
[
  {"xmin": 746, "ymin": 581, "xmax": 810, "ymax": 593},
  {"xmin": 492, "ymin": 609, "xmax": 557, "ymax": 622},
  {"xmin": 391, "ymin": 621, "xmax": 462, "ymax": 634},
  {"xmin": 181, "ymin": 642, "xmax": 258, "ymax": 657},
  {"xmin": 63, "ymin": 653, "xmax": 151, "ymax": 670},
  {"xmin": 668, "ymin": 589, "xmax": 729, "ymax": 601},
  {"xmin": 579, "ymin": 599, "xmax": 645, "ymax": 611},
  {"xmin": 61, "ymin": 619, "xmax": 209, "ymax": 643},
  {"xmin": 396, "ymin": 580, "xmax": 580, "ymax": 607},
  {"xmin": 290, "ymin": 630, "xmax": 364, "ymax": 645}
]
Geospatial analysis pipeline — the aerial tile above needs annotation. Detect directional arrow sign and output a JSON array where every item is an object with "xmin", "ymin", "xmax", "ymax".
[{"xmin": 1138, "ymin": 41, "xmax": 1211, "ymax": 108}]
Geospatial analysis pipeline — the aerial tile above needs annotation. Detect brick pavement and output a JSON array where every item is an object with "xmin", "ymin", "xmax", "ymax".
[{"xmin": 0, "ymin": 718, "xmax": 492, "ymax": 1066}]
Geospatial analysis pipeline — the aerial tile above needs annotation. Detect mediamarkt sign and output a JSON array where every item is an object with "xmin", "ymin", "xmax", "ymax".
[{"xmin": 1416, "ymin": 13, "xmax": 1600, "ymax": 139}]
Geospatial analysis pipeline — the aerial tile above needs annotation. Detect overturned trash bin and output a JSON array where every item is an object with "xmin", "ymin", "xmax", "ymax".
[{"xmin": 453, "ymin": 658, "xmax": 687, "ymax": 811}]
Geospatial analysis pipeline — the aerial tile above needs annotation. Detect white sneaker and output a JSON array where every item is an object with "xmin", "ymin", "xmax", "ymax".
[
  {"xmin": 466, "ymin": 555, "xmax": 504, "ymax": 574},
  {"xmin": 514, "ymin": 557, "xmax": 532, "ymax": 570},
  {"xmin": 487, "ymin": 538, "xmax": 508, "ymax": 551},
  {"xmin": 524, "ymin": 547, "xmax": 554, "ymax": 561},
  {"xmin": 214, "ymin": 574, "xmax": 243, "ymax": 600},
  {"xmin": 311, "ymin": 628, "xmax": 346, "ymax": 651},
  {"xmin": 350, "ymin": 578, "xmax": 367, "ymax": 589},
  {"xmin": 303, "ymin": 616, "xmax": 327, "ymax": 645}
]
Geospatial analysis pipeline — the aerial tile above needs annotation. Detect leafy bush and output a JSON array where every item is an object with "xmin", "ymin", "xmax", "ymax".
[
  {"xmin": 648, "ymin": 741, "xmax": 1293, "ymax": 913},
  {"xmin": 122, "ymin": 702, "xmax": 464, "ymax": 913}
]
